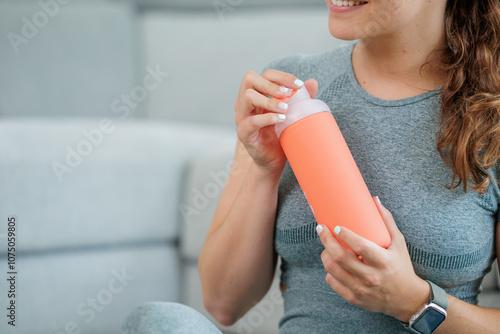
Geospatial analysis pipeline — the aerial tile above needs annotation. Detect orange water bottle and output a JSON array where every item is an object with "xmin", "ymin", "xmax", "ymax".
[{"xmin": 274, "ymin": 86, "xmax": 391, "ymax": 250}]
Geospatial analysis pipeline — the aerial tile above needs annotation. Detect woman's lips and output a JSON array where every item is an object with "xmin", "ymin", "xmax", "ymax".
[{"xmin": 328, "ymin": 0, "xmax": 368, "ymax": 14}]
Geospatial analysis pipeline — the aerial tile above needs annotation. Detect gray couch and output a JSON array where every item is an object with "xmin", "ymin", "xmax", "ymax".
[{"xmin": 0, "ymin": 1, "xmax": 498, "ymax": 334}]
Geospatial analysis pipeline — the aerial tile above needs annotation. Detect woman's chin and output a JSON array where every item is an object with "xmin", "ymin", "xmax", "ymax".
[{"xmin": 328, "ymin": 23, "xmax": 362, "ymax": 41}]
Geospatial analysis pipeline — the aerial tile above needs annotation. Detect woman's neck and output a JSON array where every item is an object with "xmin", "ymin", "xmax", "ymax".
[{"xmin": 352, "ymin": 20, "xmax": 447, "ymax": 100}]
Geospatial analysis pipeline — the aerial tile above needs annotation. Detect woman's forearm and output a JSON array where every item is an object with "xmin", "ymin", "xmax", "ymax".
[
  {"xmin": 435, "ymin": 294, "xmax": 500, "ymax": 334},
  {"xmin": 198, "ymin": 162, "xmax": 281, "ymax": 324}
]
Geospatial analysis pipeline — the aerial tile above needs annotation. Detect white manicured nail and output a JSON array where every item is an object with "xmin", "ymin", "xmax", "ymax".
[
  {"xmin": 278, "ymin": 114, "xmax": 286, "ymax": 120},
  {"xmin": 279, "ymin": 85, "xmax": 289, "ymax": 93},
  {"xmin": 334, "ymin": 226, "xmax": 341, "ymax": 235},
  {"xmin": 316, "ymin": 225, "xmax": 323, "ymax": 235},
  {"xmin": 278, "ymin": 102, "xmax": 288, "ymax": 110},
  {"xmin": 295, "ymin": 79, "xmax": 304, "ymax": 87}
]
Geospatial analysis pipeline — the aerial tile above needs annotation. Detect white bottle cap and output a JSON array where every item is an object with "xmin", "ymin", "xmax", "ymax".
[{"xmin": 275, "ymin": 86, "xmax": 331, "ymax": 138}]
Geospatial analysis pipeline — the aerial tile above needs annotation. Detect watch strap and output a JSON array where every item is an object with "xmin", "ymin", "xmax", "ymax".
[
  {"xmin": 401, "ymin": 280, "xmax": 448, "ymax": 333},
  {"xmin": 427, "ymin": 280, "xmax": 448, "ymax": 310}
]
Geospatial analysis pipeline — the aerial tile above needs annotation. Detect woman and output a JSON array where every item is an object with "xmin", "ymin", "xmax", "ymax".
[
  {"xmin": 198, "ymin": 0, "xmax": 500, "ymax": 332},
  {"xmin": 123, "ymin": 1, "xmax": 500, "ymax": 333}
]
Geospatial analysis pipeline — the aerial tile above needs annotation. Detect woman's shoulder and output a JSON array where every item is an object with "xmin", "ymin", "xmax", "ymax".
[{"xmin": 262, "ymin": 42, "xmax": 355, "ymax": 90}]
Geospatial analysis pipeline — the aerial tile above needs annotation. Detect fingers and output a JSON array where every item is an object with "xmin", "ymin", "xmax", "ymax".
[
  {"xmin": 321, "ymin": 252, "xmax": 355, "ymax": 297},
  {"xmin": 304, "ymin": 79, "xmax": 318, "ymax": 99},
  {"xmin": 261, "ymin": 69, "xmax": 305, "ymax": 93},
  {"xmin": 318, "ymin": 225, "xmax": 371, "ymax": 275},
  {"xmin": 233, "ymin": 70, "xmax": 310, "ymax": 158},
  {"xmin": 235, "ymin": 88, "xmax": 289, "ymax": 123},
  {"xmin": 325, "ymin": 273, "xmax": 357, "ymax": 305},
  {"xmin": 238, "ymin": 70, "xmax": 304, "ymax": 104},
  {"xmin": 244, "ymin": 71, "xmax": 293, "ymax": 100},
  {"xmin": 319, "ymin": 227, "xmax": 376, "ymax": 301},
  {"xmin": 235, "ymin": 70, "xmax": 307, "ymax": 141},
  {"xmin": 235, "ymin": 70, "xmax": 306, "ymax": 126},
  {"xmin": 373, "ymin": 196, "xmax": 405, "ymax": 247},
  {"xmin": 236, "ymin": 113, "xmax": 286, "ymax": 144},
  {"xmin": 333, "ymin": 226, "xmax": 387, "ymax": 267}
]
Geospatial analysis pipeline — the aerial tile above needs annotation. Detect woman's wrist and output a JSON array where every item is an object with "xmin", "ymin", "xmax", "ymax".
[
  {"xmin": 395, "ymin": 277, "xmax": 430, "ymax": 323},
  {"xmin": 249, "ymin": 161, "xmax": 285, "ymax": 185}
]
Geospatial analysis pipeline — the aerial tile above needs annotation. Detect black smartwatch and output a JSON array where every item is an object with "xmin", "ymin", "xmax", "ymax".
[{"xmin": 401, "ymin": 280, "xmax": 448, "ymax": 334}]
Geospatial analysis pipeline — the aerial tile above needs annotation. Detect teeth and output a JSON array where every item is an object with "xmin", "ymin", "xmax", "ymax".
[{"xmin": 332, "ymin": 0, "xmax": 366, "ymax": 6}]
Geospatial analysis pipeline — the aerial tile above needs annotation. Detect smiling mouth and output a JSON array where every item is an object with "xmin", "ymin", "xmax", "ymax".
[{"xmin": 331, "ymin": 0, "xmax": 368, "ymax": 6}]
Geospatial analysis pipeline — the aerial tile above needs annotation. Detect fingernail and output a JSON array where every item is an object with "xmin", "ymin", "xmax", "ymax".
[
  {"xmin": 295, "ymin": 79, "xmax": 304, "ymax": 87},
  {"xmin": 316, "ymin": 225, "xmax": 323, "ymax": 236},
  {"xmin": 279, "ymin": 85, "xmax": 289, "ymax": 93},
  {"xmin": 334, "ymin": 226, "xmax": 341, "ymax": 235},
  {"xmin": 278, "ymin": 102, "xmax": 288, "ymax": 110},
  {"xmin": 277, "ymin": 114, "xmax": 286, "ymax": 121},
  {"xmin": 375, "ymin": 196, "xmax": 382, "ymax": 206}
]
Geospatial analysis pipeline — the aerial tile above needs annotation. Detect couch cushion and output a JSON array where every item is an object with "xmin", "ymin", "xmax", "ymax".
[
  {"xmin": 0, "ymin": 118, "xmax": 234, "ymax": 253},
  {"xmin": 0, "ymin": 243, "xmax": 178, "ymax": 334}
]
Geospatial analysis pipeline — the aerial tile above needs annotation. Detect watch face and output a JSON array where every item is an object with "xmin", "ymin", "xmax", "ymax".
[{"xmin": 413, "ymin": 307, "xmax": 446, "ymax": 333}]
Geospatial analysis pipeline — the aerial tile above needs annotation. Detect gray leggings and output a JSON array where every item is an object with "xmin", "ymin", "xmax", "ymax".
[{"xmin": 121, "ymin": 302, "xmax": 222, "ymax": 334}]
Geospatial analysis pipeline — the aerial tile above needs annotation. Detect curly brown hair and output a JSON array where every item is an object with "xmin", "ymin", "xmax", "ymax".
[{"xmin": 436, "ymin": 0, "xmax": 500, "ymax": 194}]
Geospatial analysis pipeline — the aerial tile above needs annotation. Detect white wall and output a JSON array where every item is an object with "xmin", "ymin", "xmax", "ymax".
[{"xmin": 0, "ymin": 0, "xmax": 137, "ymax": 118}]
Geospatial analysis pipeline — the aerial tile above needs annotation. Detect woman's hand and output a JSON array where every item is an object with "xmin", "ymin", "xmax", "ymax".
[
  {"xmin": 316, "ymin": 196, "xmax": 430, "ymax": 323},
  {"xmin": 234, "ymin": 70, "xmax": 318, "ymax": 175}
]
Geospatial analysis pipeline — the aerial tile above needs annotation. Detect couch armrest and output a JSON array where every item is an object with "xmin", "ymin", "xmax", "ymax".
[
  {"xmin": 179, "ymin": 148, "xmax": 236, "ymax": 261},
  {"xmin": 478, "ymin": 259, "xmax": 500, "ymax": 309},
  {"xmin": 482, "ymin": 260, "xmax": 499, "ymax": 289}
]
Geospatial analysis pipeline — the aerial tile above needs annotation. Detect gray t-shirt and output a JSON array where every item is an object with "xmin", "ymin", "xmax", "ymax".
[{"xmin": 270, "ymin": 42, "xmax": 498, "ymax": 333}]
